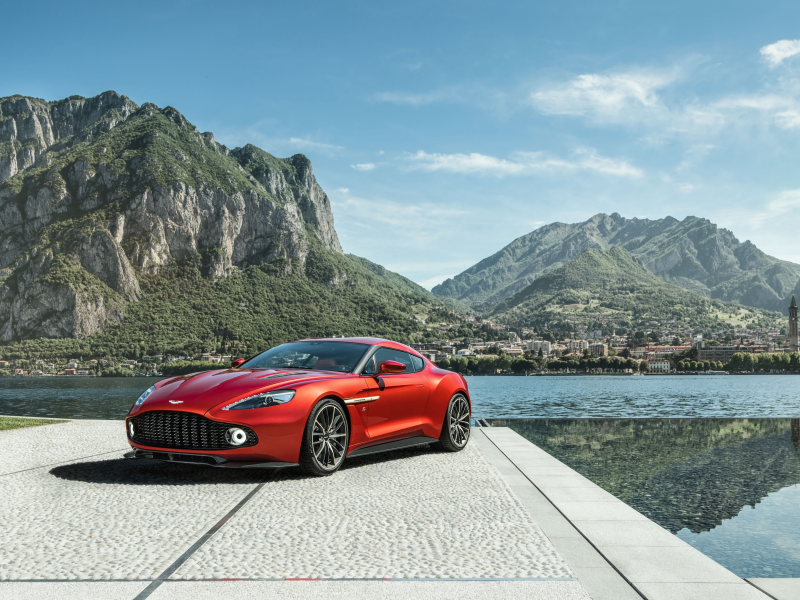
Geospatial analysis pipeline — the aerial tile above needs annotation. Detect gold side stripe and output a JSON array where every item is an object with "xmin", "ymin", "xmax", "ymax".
[{"xmin": 344, "ymin": 396, "xmax": 380, "ymax": 405}]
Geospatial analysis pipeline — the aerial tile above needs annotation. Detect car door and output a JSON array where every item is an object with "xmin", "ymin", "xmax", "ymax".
[{"xmin": 362, "ymin": 347, "xmax": 429, "ymax": 441}]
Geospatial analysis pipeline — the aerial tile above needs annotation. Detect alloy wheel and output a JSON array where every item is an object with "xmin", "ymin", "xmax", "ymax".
[
  {"xmin": 312, "ymin": 403, "xmax": 348, "ymax": 470},
  {"xmin": 449, "ymin": 395, "xmax": 470, "ymax": 448}
]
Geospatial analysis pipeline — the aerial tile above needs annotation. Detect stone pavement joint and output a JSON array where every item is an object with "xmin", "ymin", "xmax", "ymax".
[{"xmin": 134, "ymin": 471, "xmax": 279, "ymax": 600}]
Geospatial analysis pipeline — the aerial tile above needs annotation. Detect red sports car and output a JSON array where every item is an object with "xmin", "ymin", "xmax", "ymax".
[{"xmin": 125, "ymin": 338, "xmax": 471, "ymax": 476}]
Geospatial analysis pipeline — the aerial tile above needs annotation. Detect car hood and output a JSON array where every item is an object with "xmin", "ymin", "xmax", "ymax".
[{"xmin": 134, "ymin": 368, "xmax": 352, "ymax": 414}]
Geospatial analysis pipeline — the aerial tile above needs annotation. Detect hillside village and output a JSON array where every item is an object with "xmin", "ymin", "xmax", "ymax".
[{"xmin": 3, "ymin": 300, "xmax": 796, "ymax": 377}]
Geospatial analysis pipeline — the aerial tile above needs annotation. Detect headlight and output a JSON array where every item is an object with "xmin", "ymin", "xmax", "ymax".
[
  {"xmin": 223, "ymin": 390, "xmax": 296, "ymax": 410},
  {"xmin": 134, "ymin": 385, "xmax": 156, "ymax": 407}
]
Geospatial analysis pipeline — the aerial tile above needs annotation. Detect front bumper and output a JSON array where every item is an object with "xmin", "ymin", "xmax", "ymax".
[{"xmin": 124, "ymin": 450, "xmax": 297, "ymax": 469}]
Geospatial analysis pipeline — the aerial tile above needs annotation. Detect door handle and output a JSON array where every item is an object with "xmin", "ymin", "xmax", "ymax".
[{"xmin": 344, "ymin": 396, "xmax": 380, "ymax": 405}]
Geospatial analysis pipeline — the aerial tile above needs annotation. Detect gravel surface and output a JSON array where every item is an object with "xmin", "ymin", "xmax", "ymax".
[
  {"xmin": 0, "ymin": 420, "xmax": 574, "ymax": 585},
  {"xmin": 175, "ymin": 443, "xmax": 572, "ymax": 580},
  {"xmin": 0, "ymin": 419, "xmax": 125, "ymax": 475}
]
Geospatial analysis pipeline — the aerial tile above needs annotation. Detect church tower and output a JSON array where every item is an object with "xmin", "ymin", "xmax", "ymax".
[{"xmin": 790, "ymin": 295, "xmax": 799, "ymax": 353}]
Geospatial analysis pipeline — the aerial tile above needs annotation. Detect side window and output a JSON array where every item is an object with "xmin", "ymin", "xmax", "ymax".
[
  {"xmin": 410, "ymin": 354, "xmax": 424, "ymax": 372},
  {"xmin": 363, "ymin": 348, "xmax": 413, "ymax": 374}
]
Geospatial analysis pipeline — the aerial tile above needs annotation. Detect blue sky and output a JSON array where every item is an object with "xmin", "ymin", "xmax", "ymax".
[{"xmin": 3, "ymin": 0, "xmax": 800, "ymax": 288}]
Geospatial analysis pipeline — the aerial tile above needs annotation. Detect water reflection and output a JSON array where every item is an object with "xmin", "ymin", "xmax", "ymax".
[{"xmin": 489, "ymin": 418, "xmax": 800, "ymax": 577}]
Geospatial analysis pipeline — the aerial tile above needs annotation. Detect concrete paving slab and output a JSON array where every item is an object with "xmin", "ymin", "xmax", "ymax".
[
  {"xmin": 542, "ymin": 486, "xmax": 619, "ymax": 503},
  {"xmin": 746, "ymin": 578, "xmax": 800, "ymax": 600},
  {"xmin": 0, "ymin": 581, "xmax": 149, "ymax": 599},
  {"xmin": 549, "ymin": 537, "xmax": 610, "ymax": 568},
  {"xmin": 566, "ymin": 567, "xmax": 643, "ymax": 600},
  {"xmin": 573, "ymin": 520, "xmax": 686, "ymax": 548},
  {"xmin": 148, "ymin": 580, "xmax": 593, "ymax": 600},
  {"xmin": 555, "ymin": 501, "xmax": 651, "ymax": 522},
  {"xmin": 637, "ymin": 582, "xmax": 770, "ymax": 600},
  {"xmin": 599, "ymin": 546, "xmax": 745, "ymax": 584},
  {"xmin": 527, "ymin": 475, "xmax": 599, "ymax": 489}
]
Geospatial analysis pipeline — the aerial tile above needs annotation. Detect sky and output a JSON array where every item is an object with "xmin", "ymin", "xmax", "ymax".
[{"xmin": 3, "ymin": 0, "xmax": 800, "ymax": 289}]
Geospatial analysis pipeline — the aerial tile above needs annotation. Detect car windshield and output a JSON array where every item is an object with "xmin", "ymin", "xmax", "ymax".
[{"xmin": 240, "ymin": 341, "xmax": 371, "ymax": 373}]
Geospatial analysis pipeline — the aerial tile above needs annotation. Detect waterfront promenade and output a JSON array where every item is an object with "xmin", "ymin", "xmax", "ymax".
[{"xmin": 0, "ymin": 419, "xmax": 793, "ymax": 599}]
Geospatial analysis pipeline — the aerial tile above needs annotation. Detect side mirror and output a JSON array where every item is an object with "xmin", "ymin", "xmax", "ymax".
[
  {"xmin": 378, "ymin": 360, "xmax": 406, "ymax": 375},
  {"xmin": 231, "ymin": 358, "xmax": 246, "ymax": 368}
]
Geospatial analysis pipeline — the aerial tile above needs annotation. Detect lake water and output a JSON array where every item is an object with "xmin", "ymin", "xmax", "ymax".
[
  {"xmin": 2, "ymin": 373, "xmax": 799, "ymax": 578},
  {"xmin": 468, "ymin": 374, "xmax": 800, "ymax": 419},
  {"xmin": 490, "ymin": 418, "xmax": 800, "ymax": 578},
  {"xmin": 1, "ymin": 374, "xmax": 798, "ymax": 420}
]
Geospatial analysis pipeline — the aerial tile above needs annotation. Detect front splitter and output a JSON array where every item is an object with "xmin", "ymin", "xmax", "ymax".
[{"xmin": 124, "ymin": 450, "xmax": 298, "ymax": 469}]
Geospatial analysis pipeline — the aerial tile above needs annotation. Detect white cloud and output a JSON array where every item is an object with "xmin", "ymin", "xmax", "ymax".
[
  {"xmin": 660, "ymin": 174, "xmax": 696, "ymax": 193},
  {"xmin": 330, "ymin": 188, "xmax": 470, "ymax": 253},
  {"xmin": 351, "ymin": 163, "xmax": 376, "ymax": 171},
  {"xmin": 760, "ymin": 39, "xmax": 800, "ymax": 67},
  {"xmin": 709, "ymin": 94, "xmax": 800, "ymax": 130},
  {"xmin": 768, "ymin": 189, "xmax": 800, "ymax": 214},
  {"xmin": 743, "ymin": 189, "xmax": 800, "ymax": 229},
  {"xmin": 406, "ymin": 148, "xmax": 643, "ymax": 178},
  {"xmin": 774, "ymin": 110, "xmax": 800, "ymax": 129},
  {"xmin": 530, "ymin": 70, "xmax": 676, "ymax": 123},
  {"xmin": 336, "ymin": 187, "xmax": 349, "ymax": 193},
  {"xmin": 677, "ymin": 144, "xmax": 716, "ymax": 171},
  {"xmin": 288, "ymin": 137, "xmax": 344, "ymax": 152},
  {"xmin": 373, "ymin": 90, "xmax": 456, "ymax": 106}
]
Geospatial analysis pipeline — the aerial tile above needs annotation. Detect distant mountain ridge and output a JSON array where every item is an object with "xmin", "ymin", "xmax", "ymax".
[
  {"xmin": 433, "ymin": 212, "xmax": 800, "ymax": 314},
  {"xmin": 489, "ymin": 247, "xmax": 745, "ymax": 328}
]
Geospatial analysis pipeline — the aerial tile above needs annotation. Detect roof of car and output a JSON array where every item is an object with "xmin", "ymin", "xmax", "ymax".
[{"xmin": 297, "ymin": 337, "xmax": 421, "ymax": 354}]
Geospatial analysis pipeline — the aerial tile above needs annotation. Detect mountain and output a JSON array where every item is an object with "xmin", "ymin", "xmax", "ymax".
[
  {"xmin": 346, "ymin": 254, "xmax": 473, "ymax": 314},
  {"xmin": 489, "ymin": 247, "xmax": 770, "ymax": 329},
  {"xmin": 0, "ymin": 92, "xmax": 436, "ymax": 357},
  {"xmin": 433, "ymin": 213, "xmax": 800, "ymax": 314}
]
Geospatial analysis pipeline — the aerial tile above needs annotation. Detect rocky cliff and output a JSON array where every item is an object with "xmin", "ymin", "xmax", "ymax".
[{"xmin": 0, "ymin": 92, "xmax": 343, "ymax": 341}]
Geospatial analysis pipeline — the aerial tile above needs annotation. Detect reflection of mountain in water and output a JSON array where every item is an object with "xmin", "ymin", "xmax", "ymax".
[
  {"xmin": 492, "ymin": 418, "xmax": 800, "ymax": 534},
  {"xmin": 628, "ymin": 430, "xmax": 800, "ymax": 533}
]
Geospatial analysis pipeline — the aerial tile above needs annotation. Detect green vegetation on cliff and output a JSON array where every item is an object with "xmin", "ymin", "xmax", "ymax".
[
  {"xmin": 0, "ymin": 244, "xmax": 434, "ymax": 360},
  {"xmin": 434, "ymin": 212, "xmax": 800, "ymax": 314},
  {"xmin": 489, "ymin": 247, "xmax": 782, "ymax": 330}
]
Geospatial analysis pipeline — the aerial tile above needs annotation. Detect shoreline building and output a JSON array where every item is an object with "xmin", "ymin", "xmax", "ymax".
[{"xmin": 791, "ymin": 295, "xmax": 799, "ymax": 353}]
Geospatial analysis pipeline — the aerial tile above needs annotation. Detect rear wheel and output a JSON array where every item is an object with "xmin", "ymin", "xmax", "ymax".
[
  {"xmin": 432, "ymin": 393, "xmax": 470, "ymax": 452},
  {"xmin": 299, "ymin": 399, "xmax": 349, "ymax": 476}
]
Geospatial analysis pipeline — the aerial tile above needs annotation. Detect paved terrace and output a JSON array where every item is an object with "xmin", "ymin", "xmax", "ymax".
[{"xmin": 0, "ymin": 418, "xmax": 794, "ymax": 600}]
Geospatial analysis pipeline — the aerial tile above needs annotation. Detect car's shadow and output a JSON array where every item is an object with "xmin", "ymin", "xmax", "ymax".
[{"xmin": 49, "ymin": 443, "xmax": 443, "ymax": 485}]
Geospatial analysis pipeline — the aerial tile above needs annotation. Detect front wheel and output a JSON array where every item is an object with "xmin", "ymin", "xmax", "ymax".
[
  {"xmin": 299, "ymin": 399, "xmax": 349, "ymax": 476},
  {"xmin": 432, "ymin": 393, "xmax": 470, "ymax": 452}
]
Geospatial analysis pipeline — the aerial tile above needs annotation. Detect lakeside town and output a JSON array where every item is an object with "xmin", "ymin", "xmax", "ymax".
[{"xmin": 4, "ymin": 301, "xmax": 798, "ymax": 377}]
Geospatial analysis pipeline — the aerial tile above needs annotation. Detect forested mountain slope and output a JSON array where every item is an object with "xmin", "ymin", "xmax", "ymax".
[
  {"xmin": 433, "ymin": 212, "xmax": 800, "ymax": 313},
  {"xmin": 0, "ymin": 92, "xmax": 436, "ymax": 358},
  {"xmin": 489, "ymin": 247, "xmax": 775, "ymax": 329}
]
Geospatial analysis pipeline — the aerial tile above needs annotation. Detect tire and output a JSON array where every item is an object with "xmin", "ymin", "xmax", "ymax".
[
  {"xmin": 432, "ymin": 393, "xmax": 471, "ymax": 452},
  {"xmin": 299, "ymin": 398, "xmax": 349, "ymax": 476}
]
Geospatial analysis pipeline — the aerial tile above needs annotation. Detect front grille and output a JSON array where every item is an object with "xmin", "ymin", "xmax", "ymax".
[{"xmin": 128, "ymin": 411, "xmax": 258, "ymax": 450}]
